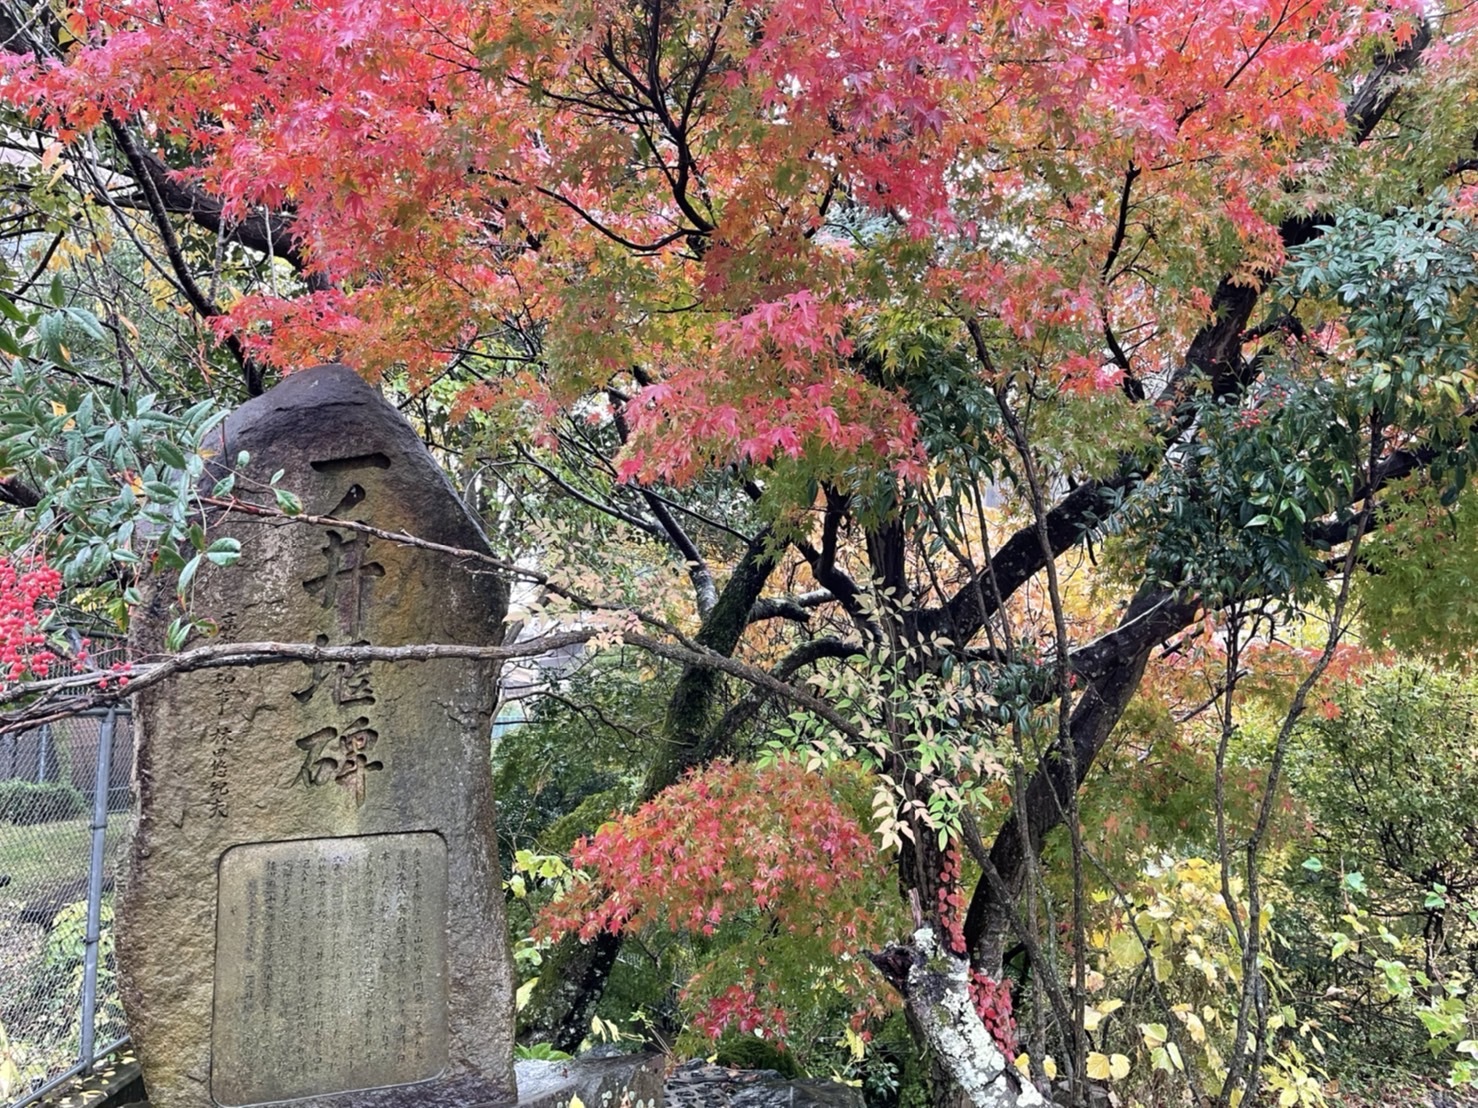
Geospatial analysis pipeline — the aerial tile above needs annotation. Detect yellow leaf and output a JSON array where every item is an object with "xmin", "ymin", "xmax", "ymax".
[
  {"xmin": 1182, "ymin": 1012, "xmax": 1207, "ymax": 1044},
  {"xmin": 1085, "ymin": 1053, "xmax": 1111, "ymax": 1081},
  {"xmin": 515, "ymin": 978, "xmax": 537, "ymax": 1011},
  {"xmin": 0, "ymin": 1020, "xmax": 18, "ymax": 1099},
  {"xmin": 1108, "ymin": 929, "xmax": 1145, "ymax": 969},
  {"xmin": 1109, "ymin": 1054, "xmax": 1130, "ymax": 1080},
  {"xmin": 1279, "ymin": 1088, "xmax": 1298, "ymax": 1107},
  {"xmin": 1042, "ymin": 1056, "xmax": 1057, "ymax": 1080},
  {"xmin": 1140, "ymin": 1022, "xmax": 1168, "ymax": 1048},
  {"xmin": 1083, "ymin": 997, "xmax": 1124, "ymax": 1032},
  {"xmin": 570, "ymin": 1095, "xmax": 585, "ymax": 1108},
  {"xmin": 1013, "ymin": 1053, "xmax": 1031, "ymax": 1078}
]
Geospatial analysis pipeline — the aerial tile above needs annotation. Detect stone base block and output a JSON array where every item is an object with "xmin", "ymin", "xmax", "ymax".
[{"xmin": 513, "ymin": 1054, "xmax": 665, "ymax": 1108}]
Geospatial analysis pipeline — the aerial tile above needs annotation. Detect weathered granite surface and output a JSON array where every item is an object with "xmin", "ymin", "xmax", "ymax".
[
  {"xmin": 664, "ymin": 1062, "xmax": 864, "ymax": 1108},
  {"xmin": 515, "ymin": 1055, "xmax": 665, "ymax": 1108},
  {"xmin": 117, "ymin": 364, "xmax": 515, "ymax": 1108}
]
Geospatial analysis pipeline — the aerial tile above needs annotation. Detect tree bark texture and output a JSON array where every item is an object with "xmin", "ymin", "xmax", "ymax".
[{"xmin": 870, "ymin": 928, "xmax": 1045, "ymax": 1108}]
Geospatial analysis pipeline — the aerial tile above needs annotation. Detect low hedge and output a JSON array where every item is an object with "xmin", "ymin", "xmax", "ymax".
[{"xmin": 0, "ymin": 779, "xmax": 89, "ymax": 824}]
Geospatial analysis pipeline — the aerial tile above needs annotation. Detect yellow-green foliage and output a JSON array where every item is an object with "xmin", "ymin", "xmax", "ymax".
[
  {"xmin": 1083, "ymin": 858, "xmax": 1328, "ymax": 1108},
  {"xmin": 1320, "ymin": 893, "xmax": 1478, "ymax": 1089},
  {"xmin": 1357, "ymin": 481, "xmax": 1478, "ymax": 663},
  {"xmin": 1291, "ymin": 663, "xmax": 1478, "ymax": 926}
]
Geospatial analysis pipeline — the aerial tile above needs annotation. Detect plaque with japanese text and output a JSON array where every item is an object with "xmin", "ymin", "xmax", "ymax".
[{"xmin": 210, "ymin": 834, "xmax": 448, "ymax": 1106}]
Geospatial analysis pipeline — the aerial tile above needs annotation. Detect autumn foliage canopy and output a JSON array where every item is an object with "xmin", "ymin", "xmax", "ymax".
[
  {"xmin": 536, "ymin": 759, "xmax": 894, "ymax": 1041},
  {"xmin": 1, "ymin": 0, "xmax": 1445, "ymax": 487}
]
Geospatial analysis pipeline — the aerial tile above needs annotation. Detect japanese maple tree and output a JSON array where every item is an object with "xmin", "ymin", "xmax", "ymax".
[
  {"xmin": 536, "ymin": 759, "xmax": 897, "ymax": 1042},
  {"xmin": 6, "ymin": 0, "xmax": 1478, "ymax": 1104}
]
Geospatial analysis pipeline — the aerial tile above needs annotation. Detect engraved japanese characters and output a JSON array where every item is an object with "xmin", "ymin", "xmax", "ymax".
[
  {"xmin": 118, "ymin": 365, "xmax": 516, "ymax": 1108},
  {"xmin": 211, "ymin": 835, "xmax": 447, "ymax": 1105}
]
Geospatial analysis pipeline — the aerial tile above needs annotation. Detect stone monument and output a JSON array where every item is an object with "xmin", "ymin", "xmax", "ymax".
[{"xmin": 118, "ymin": 364, "xmax": 517, "ymax": 1108}]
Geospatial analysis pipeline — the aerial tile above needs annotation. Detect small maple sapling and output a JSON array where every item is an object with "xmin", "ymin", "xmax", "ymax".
[{"xmin": 537, "ymin": 759, "xmax": 896, "ymax": 1043}]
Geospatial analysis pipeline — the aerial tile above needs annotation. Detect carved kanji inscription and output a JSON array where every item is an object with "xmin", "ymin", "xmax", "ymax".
[
  {"xmin": 120, "ymin": 365, "xmax": 515, "ymax": 1108},
  {"xmin": 210, "ymin": 833, "xmax": 449, "ymax": 1106},
  {"xmin": 302, "ymin": 530, "xmax": 384, "ymax": 636}
]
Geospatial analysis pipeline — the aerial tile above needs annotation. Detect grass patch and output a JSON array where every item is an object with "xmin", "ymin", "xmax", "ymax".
[{"xmin": 0, "ymin": 814, "xmax": 131, "ymax": 907}]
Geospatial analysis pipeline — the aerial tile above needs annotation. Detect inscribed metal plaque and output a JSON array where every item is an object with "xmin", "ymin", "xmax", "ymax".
[{"xmin": 210, "ymin": 833, "xmax": 449, "ymax": 1106}]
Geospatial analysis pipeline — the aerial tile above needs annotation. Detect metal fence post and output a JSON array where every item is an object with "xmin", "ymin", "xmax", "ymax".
[
  {"xmin": 35, "ymin": 725, "xmax": 49, "ymax": 784},
  {"xmin": 78, "ymin": 708, "xmax": 116, "ymax": 1066}
]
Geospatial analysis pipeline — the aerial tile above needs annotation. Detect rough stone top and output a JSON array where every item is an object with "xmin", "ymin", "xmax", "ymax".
[{"xmin": 205, "ymin": 362, "xmax": 496, "ymax": 560}]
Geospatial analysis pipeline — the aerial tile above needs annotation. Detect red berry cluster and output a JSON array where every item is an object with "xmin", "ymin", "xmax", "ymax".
[
  {"xmin": 1233, "ymin": 407, "xmax": 1265, "ymax": 431},
  {"xmin": 96, "ymin": 661, "xmax": 133, "ymax": 690},
  {"xmin": 0, "ymin": 557, "xmax": 62, "ymax": 684},
  {"xmin": 969, "ymin": 971, "xmax": 1018, "ymax": 1057}
]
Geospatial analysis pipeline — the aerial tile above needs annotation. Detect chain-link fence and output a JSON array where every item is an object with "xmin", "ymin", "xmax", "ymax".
[{"xmin": 1, "ymin": 709, "xmax": 133, "ymax": 1104}]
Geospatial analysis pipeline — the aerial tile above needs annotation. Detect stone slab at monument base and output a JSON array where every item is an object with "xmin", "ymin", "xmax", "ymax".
[
  {"xmin": 515, "ymin": 1055, "xmax": 665, "ymax": 1108},
  {"xmin": 35, "ymin": 1051, "xmax": 666, "ymax": 1108}
]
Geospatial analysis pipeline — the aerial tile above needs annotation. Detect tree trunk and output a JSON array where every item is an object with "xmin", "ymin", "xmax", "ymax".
[
  {"xmin": 517, "ymin": 930, "xmax": 622, "ymax": 1053},
  {"xmin": 870, "ymin": 927, "xmax": 1045, "ymax": 1108},
  {"xmin": 964, "ymin": 588, "xmax": 1195, "ymax": 972}
]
